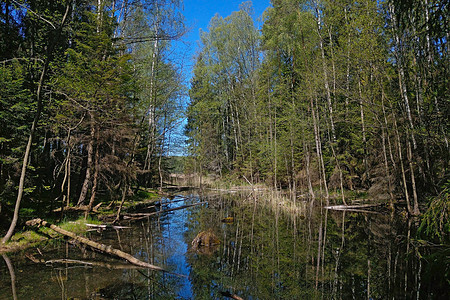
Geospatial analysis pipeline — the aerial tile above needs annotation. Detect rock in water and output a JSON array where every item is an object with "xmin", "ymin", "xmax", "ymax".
[{"xmin": 191, "ymin": 229, "xmax": 220, "ymax": 251}]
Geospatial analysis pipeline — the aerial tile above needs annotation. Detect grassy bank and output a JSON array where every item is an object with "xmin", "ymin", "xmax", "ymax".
[
  {"xmin": 0, "ymin": 216, "xmax": 101, "ymax": 254},
  {"xmin": 0, "ymin": 188, "xmax": 162, "ymax": 254}
]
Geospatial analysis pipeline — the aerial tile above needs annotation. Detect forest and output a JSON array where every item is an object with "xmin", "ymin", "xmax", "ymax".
[
  {"xmin": 185, "ymin": 0, "xmax": 449, "ymax": 242},
  {"xmin": 0, "ymin": 0, "xmax": 187, "ymax": 244},
  {"xmin": 0, "ymin": 0, "xmax": 448, "ymax": 247}
]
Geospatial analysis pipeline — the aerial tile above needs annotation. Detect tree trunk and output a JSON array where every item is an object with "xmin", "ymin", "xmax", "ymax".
[
  {"xmin": 304, "ymin": 142, "xmax": 315, "ymax": 202},
  {"xmin": 381, "ymin": 126, "xmax": 395, "ymax": 210},
  {"xmin": 314, "ymin": 2, "xmax": 336, "ymax": 141},
  {"xmin": 330, "ymin": 143, "xmax": 347, "ymax": 205},
  {"xmin": 2, "ymin": 98, "xmax": 42, "ymax": 244},
  {"xmin": 66, "ymin": 150, "xmax": 71, "ymax": 207},
  {"xmin": 57, "ymin": 127, "xmax": 72, "ymax": 218},
  {"xmin": 2, "ymin": 255, "xmax": 17, "ymax": 300},
  {"xmin": 77, "ymin": 112, "xmax": 95, "ymax": 206},
  {"xmin": 87, "ymin": 126, "xmax": 100, "ymax": 214},
  {"xmin": 406, "ymin": 137, "xmax": 420, "ymax": 215},
  {"xmin": 393, "ymin": 116, "xmax": 412, "ymax": 214},
  {"xmin": 96, "ymin": 0, "xmax": 102, "ymax": 33},
  {"xmin": 1, "ymin": 3, "xmax": 71, "ymax": 244},
  {"xmin": 358, "ymin": 77, "xmax": 369, "ymax": 183},
  {"xmin": 268, "ymin": 80, "xmax": 277, "ymax": 190},
  {"xmin": 312, "ymin": 95, "xmax": 329, "ymax": 204},
  {"xmin": 114, "ymin": 182, "xmax": 128, "ymax": 224},
  {"xmin": 344, "ymin": 6, "xmax": 351, "ymax": 118},
  {"xmin": 389, "ymin": 2, "xmax": 416, "ymax": 149},
  {"xmin": 144, "ymin": 1, "xmax": 160, "ymax": 187}
]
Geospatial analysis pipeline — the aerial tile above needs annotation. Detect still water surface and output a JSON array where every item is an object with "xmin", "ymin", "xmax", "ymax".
[{"xmin": 0, "ymin": 191, "xmax": 448, "ymax": 299}]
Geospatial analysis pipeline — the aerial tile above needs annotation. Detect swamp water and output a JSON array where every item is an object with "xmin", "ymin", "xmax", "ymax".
[{"xmin": 0, "ymin": 191, "xmax": 448, "ymax": 299}]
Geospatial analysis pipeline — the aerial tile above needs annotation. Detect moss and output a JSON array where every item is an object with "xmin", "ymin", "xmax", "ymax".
[
  {"xmin": 98, "ymin": 209, "xmax": 116, "ymax": 216},
  {"xmin": 10, "ymin": 230, "xmax": 46, "ymax": 245},
  {"xmin": 135, "ymin": 189, "xmax": 159, "ymax": 199},
  {"xmin": 1, "ymin": 191, "xmax": 164, "ymax": 254},
  {"xmin": 0, "ymin": 216, "xmax": 104, "ymax": 254}
]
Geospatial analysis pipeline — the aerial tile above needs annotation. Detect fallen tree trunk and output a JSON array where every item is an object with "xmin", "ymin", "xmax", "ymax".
[
  {"xmin": 120, "ymin": 201, "xmax": 207, "ymax": 220},
  {"xmin": 325, "ymin": 203, "xmax": 385, "ymax": 214},
  {"xmin": 26, "ymin": 218, "xmax": 165, "ymax": 272},
  {"xmin": 26, "ymin": 254, "xmax": 144, "ymax": 270},
  {"xmin": 85, "ymin": 224, "xmax": 131, "ymax": 230},
  {"xmin": 325, "ymin": 203, "xmax": 385, "ymax": 210},
  {"xmin": 221, "ymin": 291, "xmax": 244, "ymax": 300},
  {"xmin": 44, "ymin": 258, "xmax": 149, "ymax": 270},
  {"xmin": 53, "ymin": 203, "xmax": 102, "ymax": 213}
]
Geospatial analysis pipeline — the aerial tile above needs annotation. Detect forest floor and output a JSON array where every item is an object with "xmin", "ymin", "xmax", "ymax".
[
  {"xmin": 0, "ymin": 188, "xmax": 164, "ymax": 255},
  {"xmin": 0, "ymin": 217, "xmax": 100, "ymax": 254}
]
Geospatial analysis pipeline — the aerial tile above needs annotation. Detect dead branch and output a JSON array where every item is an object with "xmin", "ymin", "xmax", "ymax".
[
  {"xmin": 53, "ymin": 202, "xmax": 102, "ymax": 214},
  {"xmin": 325, "ymin": 203, "xmax": 385, "ymax": 214},
  {"xmin": 325, "ymin": 203, "xmax": 385, "ymax": 210},
  {"xmin": 121, "ymin": 202, "xmax": 206, "ymax": 220},
  {"xmin": 221, "ymin": 291, "xmax": 245, "ymax": 300},
  {"xmin": 45, "ymin": 259, "xmax": 148, "ymax": 270},
  {"xmin": 85, "ymin": 223, "xmax": 131, "ymax": 230}
]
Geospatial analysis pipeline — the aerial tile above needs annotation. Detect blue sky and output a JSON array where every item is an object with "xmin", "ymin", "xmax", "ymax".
[
  {"xmin": 183, "ymin": 0, "xmax": 271, "ymax": 43},
  {"xmin": 170, "ymin": 1, "xmax": 272, "ymax": 155},
  {"xmin": 176, "ymin": 0, "xmax": 271, "ymax": 80}
]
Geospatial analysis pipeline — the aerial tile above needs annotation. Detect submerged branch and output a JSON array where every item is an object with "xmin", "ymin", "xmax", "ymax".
[
  {"xmin": 98, "ymin": 201, "xmax": 207, "ymax": 221},
  {"xmin": 85, "ymin": 223, "xmax": 131, "ymax": 230},
  {"xmin": 25, "ymin": 218, "xmax": 167, "ymax": 272},
  {"xmin": 325, "ymin": 203, "xmax": 385, "ymax": 210},
  {"xmin": 45, "ymin": 259, "xmax": 152, "ymax": 270},
  {"xmin": 325, "ymin": 203, "xmax": 385, "ymax": 214},
  {"xmin": 120, "ymin": 201, "xmax": 207, "ymax": 220}
]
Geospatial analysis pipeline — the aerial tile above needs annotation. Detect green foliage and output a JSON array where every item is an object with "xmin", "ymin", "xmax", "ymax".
[
  {"xmin": 10, "ymin": 230, "xmax": 46, "ymax": 246},
  {"xmin": 0, "ymin": 61, "xmax": 34, "ymax": 198},
  {"xmin": 419, "ymin": 181, "xmax": 450, "ymax": 243},
  {"xmin": 18, "ymin": 207, "xmax": 36, "ymax": 220},
  {"xmin": 186, "ymin": 3, "xmax": 260, "ymax": 176},
  {"xmin": 135, "ymin": 189, "xmax": 159, "ymax": 200},
  {"xmin": 0, "ymin": 0, "xmax": 448, "ymax": 248},
  {"xmin": 0, "ymin": 0, "xmax": 186, "ymax": 239},
  {"xmin": 59, "ymin": 217, "xmax": 91, "ymax": 232},
  {"xmin": 166, "ymin": 156, "xmax": 186, "ymax": 174},
  {"xmin": 186, "ymin": 0, "xmax": 448, "ymax": 216}
]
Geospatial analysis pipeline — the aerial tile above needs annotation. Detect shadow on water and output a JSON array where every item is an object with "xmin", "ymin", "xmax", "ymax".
[{"xmin": 0, "ymin": 190, "xmax": 448, "ymax": 299}]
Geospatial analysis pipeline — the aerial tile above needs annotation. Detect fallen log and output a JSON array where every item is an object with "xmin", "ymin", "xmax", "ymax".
[
  {"xmin": 326, "ymin": 208, "xmax": 380, "ymax": 214},
  {"xmin": 206, "ymin": 188, "xmax": 238, "ymax": 193},
  {"xmin": 27, "ymin": 256, "xmax": 167, "ymax": 271},
  {"xmin": 220, "ymin": 291, "xmax": 244, "ymax": 300},
  {"xmin": 85, "ymin": 223, "xmax": 131, "ymax": 230},
  {"xmin": 45, "ymin": 259, "xmax": 148, "ymax": 270},
  {"xmin": 325, "ymin": 203, "xmax": 385, "ymax": 210},
  {"xmin": 325, "ymin": 203, "xmax": 385, "ymax": 213},
  {"xmin": 53, "ymin": 205, "xmax": 89, "ymax": 213},
  {"xmin": 121, "ymin": 201, "xmax": 207, "ymax": 220},
  {"xmin": 142, "ymin": 197, "xmax": 188, "ymax": 210},
  {"xmin": 25, "ymin": 218, "xmax": 166, "ymax": 272},
  {"xmin": 53, "ymin": 203, "xmax": 102, "ymax": 213}
]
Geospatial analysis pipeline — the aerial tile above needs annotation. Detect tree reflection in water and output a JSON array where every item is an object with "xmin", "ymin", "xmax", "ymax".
[
  {"xmin": 2, "ymin": 255, "xmax": 17, "ymax": 300},
  {"xmin": 0, "ymin": 192, "xmax": 448, "ymax": 299}
]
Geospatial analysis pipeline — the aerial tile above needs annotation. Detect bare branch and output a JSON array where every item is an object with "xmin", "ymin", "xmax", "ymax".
[
  {"xmin": 1, "ymin": 57, "xmax": 45, "ymax": 65},
  {"xmin": 12, "ymin": 0, "xmax": 56, "ymax": 29},
  {"xmin": 121, "ymin": 31, "xmax": 187, "ymax": 45}
]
